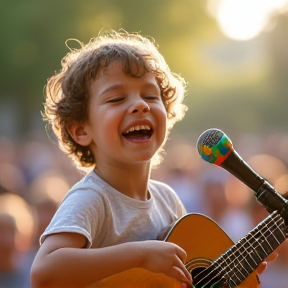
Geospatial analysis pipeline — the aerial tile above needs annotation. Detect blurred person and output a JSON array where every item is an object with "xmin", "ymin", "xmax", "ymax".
[
  {"xmin": 19, "ymin": 139, "xmax": 69, "ymax": 185},
  {"xmin": 0, "ymin": 193, "xmax": 35, "ymax": 288},
  {"xmin": 0, "ymin": 137, "xmax": 18, "ymax": 166},
  {"xmin": 218, "ymin": 175, "xmax": 255, "ymax": 242},
  {"xmin": 30, "ymin": 29, "xmax": 274, "ymax": 288},
  {"xmin": 21, "ymin": 172, "xmax": 70, "ymax": 288},
  {"xmin": 248, "ymin": 154, "xmax": 287, "ymax": 185},
  {"xmin": 262, "ymin": 132, "xmax": 288, "ymax": 166},
  {"xmin": 0, "ymin": 214, "xmax": 24, "ymax": 288},
  {"xmin": 0, "ymin": 163, "xmax": 27, "ymax": 197},
  {"xmin": 18, "ymin": 132, "xmax": 81, "ymax": 190},
  {"xmin": 200, "ymin": 173, "xmax": 228, "ymax": 224},
  {"xmin": 274, "ymin": 173, "xmax": 288, "ymax": 197},
  {"xmin": 27, "ymin": 171, "xmax": 70, "ymax": 239}
]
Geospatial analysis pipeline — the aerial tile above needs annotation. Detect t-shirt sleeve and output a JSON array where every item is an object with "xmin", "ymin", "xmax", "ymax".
[{"xmin": 40, "ymin": 187, "xmax": 105, "ymax": 248}]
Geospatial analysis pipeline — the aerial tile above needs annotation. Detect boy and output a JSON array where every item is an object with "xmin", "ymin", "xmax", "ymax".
[
  {"xmin": 30, "ymin": 30, "xmax": 191, "ymax": 287},
  {"xmin": 30, "ymin": 30, "xmax": 275, "ymax": 288}
]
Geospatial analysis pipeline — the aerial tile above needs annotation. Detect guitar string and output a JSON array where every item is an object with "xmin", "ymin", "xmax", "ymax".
[
  {"xmin": 219, "ymin": 214, "xmax": 285, "ymax": 283},
  {"xmin": 190, "ymin": 212, "xmax": 286, "ymax": 287},
  {"xmin": 192, "ymin": 213, "xmax": 285, "ymax": 287},
  {"xmin": 198, "ymin": 214, "xmax": 285, "ymax": 286},
  {"xmin": 221, "ymin": 215, "xmax": 282, "ymax": 279},
  {"xmin": 206, "ymin": 219, "xmax": 282, "ymax": 286},
  {"xmin": 191, "ymin": 213, "xmax": 284, "ymax": 287}
]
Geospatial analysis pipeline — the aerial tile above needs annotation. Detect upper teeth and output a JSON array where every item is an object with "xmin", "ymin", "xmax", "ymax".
[{"xmin": 126, "ymin": 125, "xmax": 151, "ymax": 133}]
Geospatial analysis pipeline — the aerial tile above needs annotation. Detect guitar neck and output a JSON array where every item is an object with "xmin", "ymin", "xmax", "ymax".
[{"xmin": 194, "ymin": 211, "xmax": 287, "ymax": 286}]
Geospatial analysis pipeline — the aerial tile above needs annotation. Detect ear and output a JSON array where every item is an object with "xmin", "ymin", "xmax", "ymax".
[{"xmin": 68, "ymin": 123, "xmax": 92, "ymax": 147}]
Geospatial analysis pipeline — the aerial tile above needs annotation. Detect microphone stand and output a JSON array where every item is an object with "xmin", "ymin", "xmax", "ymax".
[
  {"xmin": 256, "ymin": 181, "xmax": 288, "ymax": 224},
  {"xmin": 221, "ymin": 151, "xmax": 288, "ymax": 224}
]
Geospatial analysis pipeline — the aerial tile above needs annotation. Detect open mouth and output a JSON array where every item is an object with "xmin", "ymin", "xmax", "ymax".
[{"xmin": 122, "ymin": 126, "xmax": 153, "ymax": 140}]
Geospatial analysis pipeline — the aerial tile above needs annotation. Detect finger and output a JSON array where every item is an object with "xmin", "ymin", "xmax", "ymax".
[
  {"xmin": 175, "ymin": 246, "xmax": 188, "ymax": 264},
  {"xmin": 256, "ymin": 261, "xmax": 267, "ymax": 274},
  {"xmin": 174, "ymin": 256, "xmax": 192, "ymax": 283},
  {"xmin": 167, "ymin": 265, "xmax": 192, "ymax": 284},
  {"xmin": 265, "ymin": 251, "xmax": 278, "ymax": 263},
  {"xmin": 256, "ymin": 251, "xmax": 279, "ymax": 275},
  {"xmin": 182, "ymin": 266, "xmax": 192, "ymax": 284}
]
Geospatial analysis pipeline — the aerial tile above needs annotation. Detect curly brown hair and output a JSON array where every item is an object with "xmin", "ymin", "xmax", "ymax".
[{"xmin": 43, "ymin": 30, "xmax": 187, "ymax": 169}]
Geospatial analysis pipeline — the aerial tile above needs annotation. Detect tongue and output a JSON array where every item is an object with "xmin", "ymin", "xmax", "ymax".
[{"xmin": 123, "ymin": 130, "xmax": 151, "ymax": 140}]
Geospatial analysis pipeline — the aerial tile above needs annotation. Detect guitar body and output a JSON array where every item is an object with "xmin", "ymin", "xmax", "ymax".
[{"xmin": 89, "ymin": 214, "xmax": 261, "ymax": 288}]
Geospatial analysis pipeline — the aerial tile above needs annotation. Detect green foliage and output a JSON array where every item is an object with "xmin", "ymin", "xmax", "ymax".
[{"xmin": 0, "ymin": 0, "xmax": 287, "ymax": 138}]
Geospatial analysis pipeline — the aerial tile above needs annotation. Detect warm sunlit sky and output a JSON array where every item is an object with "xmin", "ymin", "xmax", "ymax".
[{"xmin": 206, "ymin": 0, "xmax": 288, "ymax": 41}]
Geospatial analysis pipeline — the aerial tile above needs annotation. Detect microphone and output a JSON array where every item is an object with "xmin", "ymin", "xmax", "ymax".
[{"xmin": 196, "ymin": 128, "xmax": 288, "ymax": 219}]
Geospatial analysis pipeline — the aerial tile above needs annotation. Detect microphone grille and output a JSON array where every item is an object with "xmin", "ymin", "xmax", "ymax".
[
  {"xmin": 198, "ymin": 129, "xmax": 223, "ymax": 146},
  {"xmin": 197, "ymin": 128, "xmax": 233, "ymax": 165}
]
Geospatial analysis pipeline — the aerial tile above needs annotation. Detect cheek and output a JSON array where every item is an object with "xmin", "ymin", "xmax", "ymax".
[
  {"xmin": 95, "ymin": 110, "xmax": 122, "ymax": 138},
  {"xmin": 159, "ymin": 103, "xmax": 168, "ymax": 124},
  {"xmin": 156, "ymin": 107, "xmax": 168, "ymax": 140},
  {"xmin": 161, "ymin": 118, "xmax": 168, "ymax": 140}
]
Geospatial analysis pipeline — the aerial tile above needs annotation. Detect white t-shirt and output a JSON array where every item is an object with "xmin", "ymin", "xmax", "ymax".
[{"xmin": 40, "ymin": 171, "xmax": 186, "ymax": 248}]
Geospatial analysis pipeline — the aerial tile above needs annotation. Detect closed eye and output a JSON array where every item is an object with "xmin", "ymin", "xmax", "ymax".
[
  {"xmin": 107, "ymin": 97, "xmax": 125, "ymax": 103},
  {"xmin": 144, "ymin": 95, "xmax": 160, "ymax": 100}
]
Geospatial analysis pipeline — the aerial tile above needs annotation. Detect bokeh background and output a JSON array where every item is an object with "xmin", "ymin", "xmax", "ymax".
[{"xmin": 0, "ymin": 1, "xmax": 288, "ymax": 288}]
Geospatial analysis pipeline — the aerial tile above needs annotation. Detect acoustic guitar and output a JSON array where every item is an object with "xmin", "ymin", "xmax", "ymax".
[{"xmin": 90, "ymin": 211, "xmax": 287, "ymax": 288}]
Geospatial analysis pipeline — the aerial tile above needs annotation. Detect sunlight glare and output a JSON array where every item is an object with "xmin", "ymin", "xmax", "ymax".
[{"xmin": 206, "ymin": 0, "xmax": 288, "ymax": 41}]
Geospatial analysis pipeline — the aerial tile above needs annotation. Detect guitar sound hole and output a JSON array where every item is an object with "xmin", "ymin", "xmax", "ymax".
[{"xmin": 191, "ymin": 267, "xmax": 228, "ymax": 288}]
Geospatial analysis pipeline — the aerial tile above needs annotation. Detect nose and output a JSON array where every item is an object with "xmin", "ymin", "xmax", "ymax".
[{"xmin": 128, "ymin": 98, "xmax": 150, "ymax": 114}]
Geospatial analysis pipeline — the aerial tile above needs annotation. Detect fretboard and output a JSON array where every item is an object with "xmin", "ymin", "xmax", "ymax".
[{"xmin": 194, "ymin": 211, "xmax": 287, "ymax": 286}]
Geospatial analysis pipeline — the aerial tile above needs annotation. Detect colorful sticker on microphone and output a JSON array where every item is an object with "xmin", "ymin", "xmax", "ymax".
[{"xmin": 198, "ymin": 132, "xmax": 233, "ymax": 166}]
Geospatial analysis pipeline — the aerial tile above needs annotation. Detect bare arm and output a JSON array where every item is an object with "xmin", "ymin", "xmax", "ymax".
[{"xmin": 30, "ymin": 232, "xmax": 192, "ymax": 288}]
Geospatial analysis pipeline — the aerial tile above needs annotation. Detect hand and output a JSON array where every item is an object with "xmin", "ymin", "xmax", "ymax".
[
  {"xmin": 255, "ymin": 251, "xmax": 278, "ymax": 274},
  {"xmin": 139, "ymin": 240, "xmax": 192, "ymax": 284}
]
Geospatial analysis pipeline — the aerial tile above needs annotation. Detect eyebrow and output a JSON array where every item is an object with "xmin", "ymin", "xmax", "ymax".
[
  {"xmin": 100, "ymin": 84, "xmax": 124, "ymax": 96},
  {"xmin": 100, "ymin": 82, "xmax": 160, "ymax": 96},
  {"xmin": 142, "ymin": 82, "xmax": 161, "ymax": 91}
]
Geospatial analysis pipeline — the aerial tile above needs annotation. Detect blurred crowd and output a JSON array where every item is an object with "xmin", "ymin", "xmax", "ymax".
[{"xmin": 1, "ymin": 130, "xmax": 288, "ymax": 288}]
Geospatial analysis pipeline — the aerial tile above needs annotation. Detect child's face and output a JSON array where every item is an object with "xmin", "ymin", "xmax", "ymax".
[{"xmin": 84, "ymin": 61, "xmax": 167, "ymax": 168}]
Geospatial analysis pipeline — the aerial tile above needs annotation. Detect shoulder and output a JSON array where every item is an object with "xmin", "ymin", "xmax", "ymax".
[
  {"xmin": 149, "ymin": 179, "xmax": 183, "ymax": 207},
  {"xmin": 149, "ymin": 178, "xmax": 187, "ymax": 221},
  {"xmin": 70, "ymin": 170, "xmax": 104, "ymax": 191},
  {"xmin": 149, "ymin": 179, "xmax": 177, "ymax": 196},
  {"xmin": 40, "ymin": 171, "xmax": 110, "ymax": 247},
  {"xmin": 51, "ymin": 171, "xmax": 112, "ymax": 225},
  {"xmin": 63, "ymin": 171, "xmax": 108, "ymax": 203}
]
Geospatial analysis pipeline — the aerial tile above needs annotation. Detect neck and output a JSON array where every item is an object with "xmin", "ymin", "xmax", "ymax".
[{"xmin": 95, "ymin": 162, "xmax": 151, "ymax": 201}]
